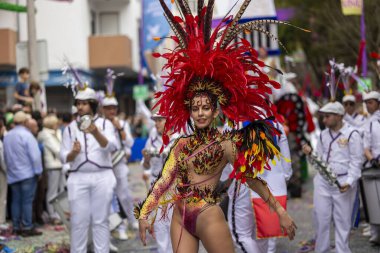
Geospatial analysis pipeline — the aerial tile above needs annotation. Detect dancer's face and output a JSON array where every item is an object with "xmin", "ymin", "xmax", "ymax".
[{"xmin": 190, "ymin": 95, "xmax": 218, "ymax": 129}]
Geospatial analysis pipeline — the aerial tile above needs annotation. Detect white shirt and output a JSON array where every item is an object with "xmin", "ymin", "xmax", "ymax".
[
  {"xmin": 316, "ymin": 123, "xmax": 363, "ymax": 186},
  {"xmin": 114, "ymin": 119, "xmax": 134, "ymax": 156},
  {"xmin": 343, "ymin": 112, "xmax": 367, "ymax": 129},
  {"xmin": 60, "ymin": 115, "xmax": 117, "ymax": 172},
  {"xmin": 38, "ymin": 128, "xmax": 63, "ymax": 169},
  {"xmin": 363, "ymin": 110, "xmax": 380, "ymax": 158},
  {"xmin": 142, "ymin": 128, "xmax": 178, "ymax": 181}
]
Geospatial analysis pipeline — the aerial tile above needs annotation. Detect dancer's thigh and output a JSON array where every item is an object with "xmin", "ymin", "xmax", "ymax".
[{"xmin": 197, "ymin": 205, "xmax": 235, "ymax": 253}]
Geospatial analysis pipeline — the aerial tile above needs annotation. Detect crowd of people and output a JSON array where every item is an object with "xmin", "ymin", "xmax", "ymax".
[{"xmin": 1, "ymin": 2, "xmax": 380, "ymax": 253}]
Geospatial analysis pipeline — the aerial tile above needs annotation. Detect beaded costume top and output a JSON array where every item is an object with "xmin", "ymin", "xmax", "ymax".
[{"xmin": 135, "ymin": 121, "xmax": 280, "ymax": 220}]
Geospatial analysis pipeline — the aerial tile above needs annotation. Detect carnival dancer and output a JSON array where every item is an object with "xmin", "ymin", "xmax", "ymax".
[
  {"xmin": 135, "ymin": 1, "xmax": 298, "ymax": 252},
  {"xmin": 60, "ymin": 65, "xmax": 117, "ymax": 253},
  {"xmin": 141, "ymin": 112, "xmax": 179, "ymax": 253},
  {"xmin": 362, "ymin": 90, "xmax": 380, "ymax": 245},
  {"xmin": 303, "ymin": 100, "xmax": 363, "ymax": 253},
  {"xmin": 101, "ymin": 69, "xmax": 137, "ymax": 239}
]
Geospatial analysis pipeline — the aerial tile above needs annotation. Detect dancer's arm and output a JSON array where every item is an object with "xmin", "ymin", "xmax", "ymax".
[
  {"xmin": 135, "ymin": 139, "xmax": 180, "ymax": 245},
  {"xmin": 224, "ymin": 136, "xmax": 297, "ymax": 240}
]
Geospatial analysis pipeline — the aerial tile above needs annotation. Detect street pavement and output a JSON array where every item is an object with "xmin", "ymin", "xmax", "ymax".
[{"xmin": 2, "ymin": 162, "xmax": 380, "ymax": 252}]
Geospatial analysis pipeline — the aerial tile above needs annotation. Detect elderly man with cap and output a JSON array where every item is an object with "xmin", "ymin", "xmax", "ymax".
[
  {"xmin": 342, "ymin": 94, "xmax": 366, "ymax": 128},
  {"xmin": 362, "ymin": 90, "xmax": 380, "ymax": 245},
  {"xmin": 3, "ymin": 111, "xmax": 43, "ymax": 237},
  {"xmin": 303, "ymin": 101, "xmax": 363, "ymax": 253},
  {"xmin": 60, "ymin": 85, "xmax": 118, "ymax": 253},
  {"xmin": 101, "ymin": 94, "xmax": 137, "ymax": 239},
  {"xmin": 141, "ymin": 112, "xmax": 179, "ymax": 253}
]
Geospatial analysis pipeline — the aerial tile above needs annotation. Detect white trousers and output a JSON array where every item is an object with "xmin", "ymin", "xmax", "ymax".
[
  {"xmin": 46, "ymin": 169, "xmax": 66, "ymax": 218},
  {"xmin": 0, "ymin": 170, "xmax": 7, "ymax": 224},
  {"xmin": 113, "ymin": 161, "xmax": 136, "ymax": 223},
  {"xmin": 155, "ymin": 206, "xmax": 173, "ymax": 253},
  {"xmin": 313, "ymin": 174, "xmax": 357, "ymax": 253},
  {"xmin": 227, "ymin": 183, "xmax": 269, "ymax": 253},
  {"xmin": 67, "ymin": 170, "xmax": 116, "ymax": 253}
]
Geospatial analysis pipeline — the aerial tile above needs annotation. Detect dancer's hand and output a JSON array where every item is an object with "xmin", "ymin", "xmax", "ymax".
[
  {"xmin": 279, "ymin": 211, "xmax": 297, "ymax": 240},
  {"xmin": 139, "ymin": 219, "xmax": 155, "ymax": 246}
]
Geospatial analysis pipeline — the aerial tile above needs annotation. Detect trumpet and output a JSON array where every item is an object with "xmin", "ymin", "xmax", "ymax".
[
  {"xmin": 78, "ymin": 115, "xmax": 92, "ymax": 131},
  {"xmin": 307, "ymin": 153, "xmax": 342, "ymax": 189}
]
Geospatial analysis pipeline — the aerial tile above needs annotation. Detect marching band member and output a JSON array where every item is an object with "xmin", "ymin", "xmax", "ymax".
[
  {"xmin": 141, "ymin": 112, "xmax": 178, "ymax": 253},
  {"xmin": 303, "ymin": 101, "xmax": 363, "ymax": 253},
  {"xmin": 362, "ymin": 91, "xmax": 380, "ymax": 245},
  {"xmin": 60, "ymin": 70, "xmax": 117, "ymax": 253},
  {"xmin": 223, "ymin": 122, "xmax": 292, "ymax": 253},
  {"xmin": 342, "ymin": 94, "xmax": 366, "ymax": 129},
  {"xmin": 101, "ymin": 69, "xmax": 137, "ymax": 239}
]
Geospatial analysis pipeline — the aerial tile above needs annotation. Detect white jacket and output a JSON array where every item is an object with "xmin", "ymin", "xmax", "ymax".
[{"xmin": 38, "ymin": 128, "xmax": 63, "ymax": 170}]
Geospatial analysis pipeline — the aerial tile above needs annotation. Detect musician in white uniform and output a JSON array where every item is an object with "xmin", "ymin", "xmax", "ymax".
[
  {"xmin": 303, "ymin": 101, "xmax": 363, "ymax": 253},
  {"xmin": 362, "ymin": 91, "xmax": 380, "ymax": 245},
  {"xmin": 222, "ymin": 122, "xmax": 292, "ymax": 253},
  {"xmin": 141, "ymin": 113, "xmax": 178, "ymax": 253},
  {"xmin": 342, "ymin": 94, "xmax": 366, "ymax": 128},
  {"xmin": 60, "ymin": 86, "xmax": 117, "ymax": 253},
  {"xmin": 102, "ymin": 95, "xmax": 137, "ymax": 238}
]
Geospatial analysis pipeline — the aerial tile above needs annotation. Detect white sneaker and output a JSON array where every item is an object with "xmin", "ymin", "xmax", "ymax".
[
  {"xmin": 118, "ymin": 230, "xmax": 129, "ymax": 240},
  {"xmin": 131, "ymin": 221, "xmax": 139, "ymax": 230},
  {"xmin": 110, "ymin": 242, "xmax": 119, "ymax": 252},
  {"xmin": 363, "ymin": 230, "xmax": 371, "ymax": 237}
]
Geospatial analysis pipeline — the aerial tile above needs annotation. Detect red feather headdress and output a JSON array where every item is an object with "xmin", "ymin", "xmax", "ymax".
[{"xmin": 154, "ymin": 0, "xmax": 293, "ymax": 145}]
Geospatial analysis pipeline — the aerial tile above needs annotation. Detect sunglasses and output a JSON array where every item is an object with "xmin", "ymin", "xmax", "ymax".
[{"xmin": 343, "ymin": 102, "xmax": 355, "ymax": 106}]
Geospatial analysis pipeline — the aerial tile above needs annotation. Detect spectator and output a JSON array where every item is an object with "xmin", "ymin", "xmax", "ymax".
[
  {"xmin": 3, "ymin": 111, "xmax": 43, "ymax": 237},
  {"xmin": 14, "ymin": 68, "xmax": 33, "ymax": 105},
  {"xmin": 37, "ymin": 115, "xmax": 64, "ymax": 225},
  {"xmin": 29, "ymin": 81, "xmax": 42, "ymax": 112},
  {"xmin": 0, "ymin": 115, "xmax": 7, "ymax": 228}
]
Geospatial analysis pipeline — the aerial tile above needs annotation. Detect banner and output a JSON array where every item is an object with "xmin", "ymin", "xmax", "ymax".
[
  {"xmin": 142, "ymin": 0, "xmax": 171, "ymax": 51},
  {"xmin": 341, "ymin": 0, "xmax": 363, "ymax": 15}
]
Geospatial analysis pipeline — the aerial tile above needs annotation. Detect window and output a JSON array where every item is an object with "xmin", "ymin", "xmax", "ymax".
[{"xmin": 99, "ymin": 12, "xmax": 119, "ymax": 35}]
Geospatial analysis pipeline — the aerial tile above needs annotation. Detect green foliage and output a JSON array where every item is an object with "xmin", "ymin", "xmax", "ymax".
[{"xmin": 275, "ymin": 0, "xmax": 380, "ymax": 85}]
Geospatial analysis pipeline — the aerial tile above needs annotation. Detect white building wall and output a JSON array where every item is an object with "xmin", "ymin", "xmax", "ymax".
[
  {"xmin": 0, "ymin": 0, "xmax": 18, "ymax": 31},
  {"xmin": 91, "ymin": 0, "xmax": 141, "ymax": 71},
  {"xmin": 33, "ymin": 0, "xmax": 91, "ymax": 70}
]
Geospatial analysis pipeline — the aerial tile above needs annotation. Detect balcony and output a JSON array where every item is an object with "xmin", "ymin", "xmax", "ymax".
[
  {"xmin": 88, "ymin": 35, "xmax": 132, "ymax": 70},
  {"xmin": 0, "ymin": 29, "xmax": 17, "ymax": 67}
]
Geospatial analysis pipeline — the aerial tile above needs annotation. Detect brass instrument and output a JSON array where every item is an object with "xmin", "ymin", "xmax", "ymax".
[{"xmin": 308, "ymin": 153, "xmax": 342, "ymax": 189}]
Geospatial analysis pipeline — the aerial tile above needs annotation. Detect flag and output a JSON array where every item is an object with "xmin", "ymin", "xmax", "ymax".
[
  {"xmin": 341, "ymin": 0, "xmax": 363, "ymax": 15},
  {"xmin": 142, "ymin": 0, "xmax": 171, "ymax": 51}
]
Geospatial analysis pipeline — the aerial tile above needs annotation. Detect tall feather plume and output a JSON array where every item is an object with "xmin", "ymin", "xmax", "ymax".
[
  {"xmin": 105, "ymin": 68, "xmax": 115, "ymax": 96},
  {"xmin": 326, "ymin": 59, "xmax": 339, "ymax": 102},
  {"xmin": 341, "ymin": 66, "xmax": 353, "ymax": 94},
  {"xmin": 197, "ymin": 0, "xmax": 204, "ymax": 18},
  {"xmin": 203, "ymin": 0, "xmax": 215, "ymax": 44},
  {"xmin": 225, "ymin": 25, "xmax": 288, "ymax": 53},
  {"xmin": 176, "ymin": 0, "xmax": 192, "ymax": 16},
  {"xmin": 164, "ymin": 13, "xmax": 186, "ymax": 49},
  {"xmin": 220, "ymin": 0, "xmax": 252, "ymax": 48},
  {"xmin": 159, "ymin": 0, "xmax": 188, "ymax": 48}
]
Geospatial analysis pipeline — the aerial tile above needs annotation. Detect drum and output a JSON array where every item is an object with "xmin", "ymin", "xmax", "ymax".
[{"xmin": 361, "ymin": 168, "xmax": 380, "ymax": 224}]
